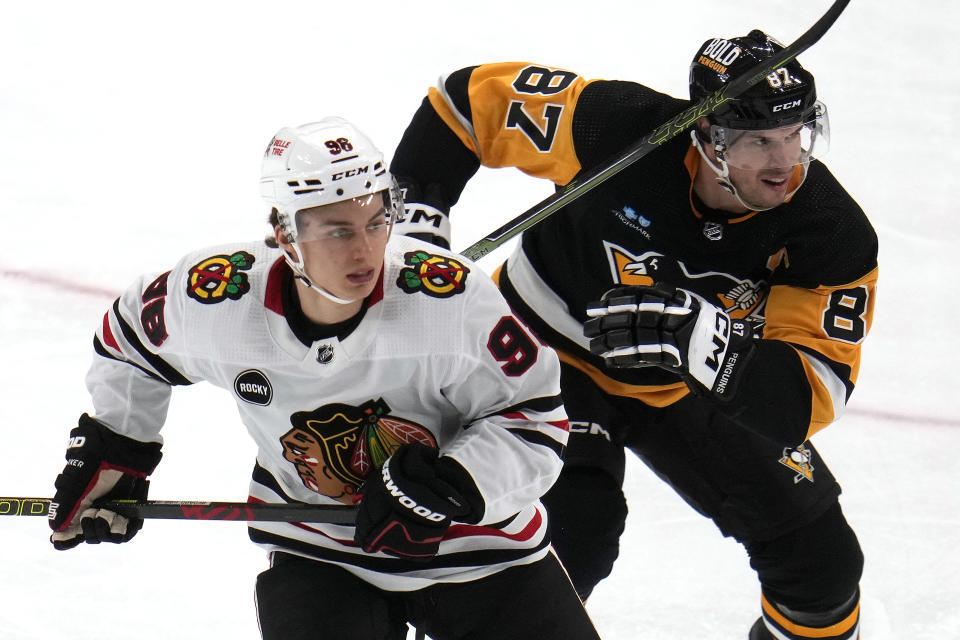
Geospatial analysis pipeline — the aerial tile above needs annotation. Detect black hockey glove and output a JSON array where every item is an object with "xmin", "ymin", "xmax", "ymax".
[
  {"xmin": 354, "ymin": 442, "xmax": 482, "ymax": 560},
  {"xmin": 49, "ymin": 413, "xmax": 163, "ymax": 550},
  {"xmin": 584, "ymin": 284, "xmax": 756, "ymax": 401},
  {"xmin": 394, "ymin": 179, "xmax": 451, "ymax": 249}
]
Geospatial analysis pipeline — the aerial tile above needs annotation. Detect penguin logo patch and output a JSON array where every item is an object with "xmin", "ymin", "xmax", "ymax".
[
  {"xmin": 187, "ymin": 251, "xmax": 255, "ymax": 304},
  {"xmin": 779, "ymin": 444, "xmax": 815, "ymax": 483},
  {"xmin": 397, "ymin": 250, "xmax": 469, "ymax": 298}
]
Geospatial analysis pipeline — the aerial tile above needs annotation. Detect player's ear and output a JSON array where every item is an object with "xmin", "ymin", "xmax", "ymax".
[{"xmin": 694, "ymin": 118, "xmax": 712, "ymax": 144}]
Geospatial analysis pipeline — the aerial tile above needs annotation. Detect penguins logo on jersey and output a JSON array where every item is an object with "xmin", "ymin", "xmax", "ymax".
[
  {"xmin": 186, "ymin": 251, "xmax": 255, "ymax": 304},
  {"xmin": 604, "ymin": 242, "xmax": 663, "ymax": 286},
  {"xmin": 778, "ymin": 444, "xmax": 815, "ymax": 484},
  {"xmin": 282, "ymin": 398, "xmax": 437, "ymax": 503},
  {"xmin": 603, "ymin": 241, "xmax": 766, "ymax": 320},
  {"xmin": 397, "ymin": 250, "xmax": 470, "ymax": 298}
]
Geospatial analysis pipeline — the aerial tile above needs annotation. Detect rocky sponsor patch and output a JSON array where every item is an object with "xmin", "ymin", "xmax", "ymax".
[{"xmin": 234, "ymin": 369, "xmax": 273, "ymax": 406}]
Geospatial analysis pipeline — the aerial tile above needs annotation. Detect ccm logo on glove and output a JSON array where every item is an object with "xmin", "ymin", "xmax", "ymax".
[{"xmin": 704, "ymin": 313, "xmax": 730, "ymax": 371}]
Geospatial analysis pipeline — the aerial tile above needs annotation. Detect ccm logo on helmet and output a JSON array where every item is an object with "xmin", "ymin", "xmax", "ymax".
[
  {"xmin": 772, "ymin": 100, "xmax": 802, "ymax": 112},
  {"xmin": 381, "ymin": 465, "xmax": 447, "ymax": 522},
  {"xmin": 332, "ymin": 166, "xmax": 370, "ymax": 181}
]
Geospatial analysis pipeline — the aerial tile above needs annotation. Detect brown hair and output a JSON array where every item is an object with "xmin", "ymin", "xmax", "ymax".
[{"xmin": 264, "ymin": 208, "xmax": 282, "ymax": 248}]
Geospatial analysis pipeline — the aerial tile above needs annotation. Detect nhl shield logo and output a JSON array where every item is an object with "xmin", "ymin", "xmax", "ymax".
[
  {"xmin": 316, "ymin": 344, "xmax": 335, "ymax": 364},
  {"xmin": 702, "ymin": 221, "xmax": 724, "ymax": 241}
]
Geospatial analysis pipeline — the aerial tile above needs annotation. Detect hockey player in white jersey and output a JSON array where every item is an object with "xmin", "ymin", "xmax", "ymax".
[{"xmin": 47, "ymin": 117, "xmax": 601, "ymax": 640}]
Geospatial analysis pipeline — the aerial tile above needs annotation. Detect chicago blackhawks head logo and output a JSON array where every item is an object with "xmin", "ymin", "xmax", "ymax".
[
  {"xmin": 186, "ymin": 251, "xmax": 255, "ymax": 304},
  {"xmin": 397, "ymin": 250, "xmax": 469, "ymax": 298},
  {"xmin": 281, "ymin": 398, "xmax": 437, "ymax": 503}
]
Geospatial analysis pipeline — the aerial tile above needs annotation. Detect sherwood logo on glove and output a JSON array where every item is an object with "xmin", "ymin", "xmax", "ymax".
[{"xmin": 381, "ymin": 466, "xmax": 447, "ymax": 522}]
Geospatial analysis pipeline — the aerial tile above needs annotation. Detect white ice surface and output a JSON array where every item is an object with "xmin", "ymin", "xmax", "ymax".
[{"xmin": 1, "ymin": 1, "xmax": 958, "ymax": 638}]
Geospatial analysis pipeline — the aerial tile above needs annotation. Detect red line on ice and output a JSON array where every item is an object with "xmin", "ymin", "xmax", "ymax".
[
  {"xmin": 4, "ymin": 266, "xmax": 959, "ymax": 428},
  {"xmin": 0, "ymin": 267, "xmax": 118, "ymax": 299}
]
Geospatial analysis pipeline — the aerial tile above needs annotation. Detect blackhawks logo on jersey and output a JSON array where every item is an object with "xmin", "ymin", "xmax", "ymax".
[
  {"xmin": 281, "ymin": 398, "xmax": 437, "ymax": 504},
  {"xmin": 186, "ymin": 251, "xmax": 255, "ymax": 304},
  {"xmin": 397, "ymin": 250, "xmax": 469, "ymax": 298}
]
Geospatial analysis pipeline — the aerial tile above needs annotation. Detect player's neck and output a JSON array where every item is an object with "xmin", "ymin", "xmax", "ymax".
[
  {"xmin": 692, "ymin": 169, "xmax": 750, "ymax": 214},
  {"xmin": 293, "ymin": 279, "xmax": 365, "ymax": 326}
]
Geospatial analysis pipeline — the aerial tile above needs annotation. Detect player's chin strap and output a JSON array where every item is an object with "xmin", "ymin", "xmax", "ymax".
[
  {"xmin": 282, "ymin": 245, "xmax": 356, "ymax": 305},
  {"xmin": 689, "ymin": 130, "xmax": 808, "ymax": 213}
]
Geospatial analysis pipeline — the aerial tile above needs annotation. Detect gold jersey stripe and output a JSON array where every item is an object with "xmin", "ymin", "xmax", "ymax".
[
  {"xmin": 794, "ymin": 348, "xmax": 841, "ymax": 438},
  {"xmin": 764, "ymin": 267, "xmax": 879, "ymax": 383},
  {"xmin": 761, "ymin": 593, "xmax": 860, "ymax": 638},
  {"xmin": 428, "ymin": 62, "xmax": 592, "ymax": 185},
  {"xmin": 765, "ymin": 267, "xmax": 878, "ymax": 439},
  {"xmin": 556, "ymin": 348, "xmax": 691, "ymax": 407}
]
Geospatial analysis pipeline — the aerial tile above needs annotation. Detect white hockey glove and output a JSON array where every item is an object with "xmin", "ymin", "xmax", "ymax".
[
  {"xmin": 48, "ymin": 414, "xmax": 162, "ymax": 550},
  {"xmin": 584, "ymin": 284, "xmax": 756, "ymax": 401},
  {"xmin": 394, "ymin": 180, "xmax": 452, "ymax": 249}
]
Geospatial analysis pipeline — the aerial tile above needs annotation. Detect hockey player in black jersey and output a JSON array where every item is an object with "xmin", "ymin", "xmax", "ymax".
[
  {"xmin": 390, "ymin": 30, "xmax": 876, "ymax": 640},
  {"xmin": 47, "ymin": 117, "xmax": 601, "ymax": 640}
]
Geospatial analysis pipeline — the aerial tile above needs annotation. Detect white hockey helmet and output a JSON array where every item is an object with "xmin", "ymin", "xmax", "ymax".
[
  {"xmin": 260, "ymin": 117, "xmax": 403, "ymax": 243},
  {"xmin": 260, "ymin": 117, "xmax": 403, "ymax": 304}
]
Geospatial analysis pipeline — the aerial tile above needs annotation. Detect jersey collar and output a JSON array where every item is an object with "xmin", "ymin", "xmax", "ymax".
[{"xmin": 262, "ymin": 257, "xmax": 385, "ymax": 363}]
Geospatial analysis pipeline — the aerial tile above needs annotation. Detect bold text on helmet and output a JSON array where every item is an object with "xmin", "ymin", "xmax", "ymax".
[{"xmin": 701, "ymin": 39, "xmax": 742, "ymax": 66}]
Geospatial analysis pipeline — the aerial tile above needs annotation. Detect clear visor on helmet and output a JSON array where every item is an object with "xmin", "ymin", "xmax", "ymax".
[
  {"xmin": 292, "ymin": 191, "xmax": 396, "ymax": 245},
  {"xmin": 711, "ymin": 101, "xmax": 830, "ymax": 171}
]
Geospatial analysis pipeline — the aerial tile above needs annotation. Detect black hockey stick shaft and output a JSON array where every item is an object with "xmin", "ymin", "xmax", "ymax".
[
  {"xmin": 460, "ymin": 0, "xmax": 851, "ymax": 261},
  {"xmin": 0, "ymin": 497, "xmax": 358, "ymax": 523}
]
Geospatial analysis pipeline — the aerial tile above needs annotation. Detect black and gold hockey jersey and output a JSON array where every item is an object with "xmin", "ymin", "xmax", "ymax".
[{"xmin": 391, "ymin": 62, "xmax": 879, "ymax": 445}]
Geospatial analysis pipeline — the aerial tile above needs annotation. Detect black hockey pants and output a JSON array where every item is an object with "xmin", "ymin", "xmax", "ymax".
[{"xmin": 543, "ymin": 363, "xmax": 863, "ymax": 612}]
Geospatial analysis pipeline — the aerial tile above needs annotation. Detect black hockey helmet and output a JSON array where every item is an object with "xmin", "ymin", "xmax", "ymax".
[{"xmin": 689, "ymin": 29, "xmax": 818, "ymax": 131}]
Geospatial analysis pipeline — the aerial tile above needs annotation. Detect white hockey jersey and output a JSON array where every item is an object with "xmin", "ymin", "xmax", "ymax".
[{"xmin": 86, "ymin": 234, "xmax": 569, "ymax": 590}]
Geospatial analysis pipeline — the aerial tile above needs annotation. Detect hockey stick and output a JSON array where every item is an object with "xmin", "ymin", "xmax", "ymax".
[
  {"xmin": 0, "ymin": 497, "xmax": 358, "ymax": 523},
  {"xmin": 459, "ymin": 0, "xmax": 852, "ymax": 261}
]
